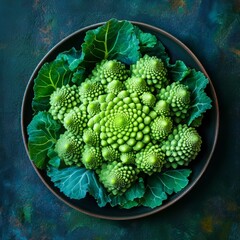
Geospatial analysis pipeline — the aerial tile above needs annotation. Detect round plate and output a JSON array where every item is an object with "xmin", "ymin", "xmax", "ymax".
[{"xmin": 21, "ymin": 21, "xmax": 219, "ymax": 220}]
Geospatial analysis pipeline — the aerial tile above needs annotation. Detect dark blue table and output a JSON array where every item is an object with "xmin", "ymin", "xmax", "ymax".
[{"xmin": 1, "ymin": 1, "xmax": 240, "ymax": 239}]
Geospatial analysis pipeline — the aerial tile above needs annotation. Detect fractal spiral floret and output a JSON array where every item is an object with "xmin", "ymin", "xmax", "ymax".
[
  {"xmin": 158, "ymin": 82, "xmax": 191, "ymax": 122},
  {"xmin": 99, "ymin": 162, "xmax": 138, "ymax": 195},
  {"xmin": 89, "ymin": 92, "xmax": 154, "ymax": 153},
  {"xmin": 91, "ymin": 59, "xmax": 129, "ymax": 85},
  {"xmin": 131, "ymin": 55, "xmax": 169, "ymax": 91},
  {"xmin": 49, "ymin": 84, "xmax": 81, "ymax": 122},
  {"xmin": 63, "ymin": 105, "xmax": 88, "ymax": 135},
  {"xmin": 161, "ymin": 124, "xmax": 202, "ymax": 169},
  {"xmin": 54, "ymin": 131, "xmax": 84, "ymax": 166}
]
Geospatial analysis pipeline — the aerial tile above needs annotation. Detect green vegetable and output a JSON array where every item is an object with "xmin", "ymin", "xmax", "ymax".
[
  {"xmin": 91, "ymin": 59, "xmax": 129, "ymax": 85},
  {"xmin": 27, "ymin": 18, "xmax": 213, "ymax": 209},
  {"xmin": 150, "ymin": 116, "xmax": 173, "ymax": 140},
  {"xmin": 161, "ymin": 124, "xmax": 202, "ymax": 169},
  {"xmin": 88, "ymin": 91, "xmax": 153, "ymax": 154},
  {"xmin": 47, "ymin": 166, "xmax": 110, "ymax": 207},
  {"xmin": 131, "ymin": 55, "xmax": 169, "ymax": 91},
  {"xmin": 141, "ymin": 92, "xmax": 156, "ymax": 107},
  {"xmin": 82, "ymin": 128, "xmax": 100, "ymax": 146},
  {"xmin": 158, "ymin": 82, "xmax": 190, "ymax": 123},
  {"xmin": 27, "ymin": 111, "xmax": 61, "ymax": 169},
  {"xmin": 102, "ymin": 146, "xmax": 120, "ymax": 162},
  {"xmin": 109, "ymin": 177, "xmax": 145, "ymax": 208},
  {"xmin": 32, "ymin": 59, "xmax": 73, "ymax": 112},
  {"xmin": 120, "ymin": 152, "xmax": 135, "ymax": 165},
  {"xmin": 181, "ymin": 70, "xmax": 212, "ymax": 125},
  {"xmin": 135, "ymin": 144, "xmax": 165, "ymax": 175},
  {"xmin": 98, "ymin": 161, "xmax": 138, "ymax": 195},
  {"xmin": 125, "ymin": 77, "xmax": 149, "ymax": 95},
  {"xmin": 154, "ymin": 100, "xmax": 170, "ymax": 116},
  {"xmin": 49, "ymin": 84, "xmax": 81, "ymax": 122},
  {"xmin": 79, "ymin": 79, "xmax": 105, "ymax": 104},
  {"xmin": 106, "ymin": 80, "xmax": 125, "ymax": 95},
  {"xmin": 141, "ymin": 169, "xmax": 191, "ymax": 208},
  {"xmin": 55, "ymin": 131, "xmax": 84, "ymax": 166},
  {"xmin": 63, "ymin": 105, "xmax": 88, "ymax": 135},
  {"xmin": 82, "ymin": 146, "xmax": 103, "ymax": 170}
]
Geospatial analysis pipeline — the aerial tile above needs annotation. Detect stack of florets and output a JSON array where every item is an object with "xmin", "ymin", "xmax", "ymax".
[{"xmin": 49, "ymin": 55, "xmax": 202, "ymax": 196}]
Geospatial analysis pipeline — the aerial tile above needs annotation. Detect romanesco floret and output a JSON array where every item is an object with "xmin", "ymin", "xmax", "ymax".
[
  {"xmin": 161, "ymin": 124, "xmax": 202, "ymax": 168},
  {"xmin": 63, "ymin": 104, "xmax": 88, "ymax": 135},
  {"xmin": 55, "ymin": 131, "xmax": 83, "ymax": 166},
  {"xmin": 99, "ymin": 161, "xmax": 138, "ymax": 195},
  {"xmin": 120, "ymin": 152, "xmax": 135, "ymax": 164},
  {"xmin": 81, "ymin": 146, "xmax": 103, "ymax": 170},
  {"xmin": 125, "ymin": 77, "xmax": 149, "ymax": 95},
  {"xmin": 102, "ymin": 146, "xmax": 120, "ymax": 161},
  {"xmin": 150, "ymin": 116, "xmax": 173, "ymax": 140},
  {"xmin": 154, "ymin": 100, "xmax": 170, "ymax": 116},
  {"xmin": 82, "ymin": 128, "xmax": 100, "ymax": 146},
  {"xmin": 158, "ymin": 82, "xmax": 190, "ymax": 122},
  {"xmin": 89, "ymin": 91, "xmax": 153, "ymax": 153},
  {"xmin": 135, "ymin": 144, "xmax": 166, "ymax": 175},
  {"xmin": 131, "ymin": 55, "xmax": 169, "ymax": 91},
  {"xmin": 79, "ymin": 79, "xmax": 105, "ymax": 104},
  {"xmin": 49, "ymin": 84, "xmax": 81, "ymax": 122},
  {"xmin": 107, "ymin": 80, "xmax": 125, "ymax": 95},
  {"xmin": 91, "ymin": 59, "xmax": 129, "ymax": 85}
]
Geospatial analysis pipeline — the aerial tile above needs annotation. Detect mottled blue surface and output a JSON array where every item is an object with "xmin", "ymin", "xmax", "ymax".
[{"xmin": 1, "ymin": 0, "xmax": 240, "ymax": 239}]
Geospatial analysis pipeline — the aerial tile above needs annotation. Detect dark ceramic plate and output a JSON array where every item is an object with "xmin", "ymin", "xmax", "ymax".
[{"xmin": 21, "ymin": 21, "xmax": 219, "ymax": 220}]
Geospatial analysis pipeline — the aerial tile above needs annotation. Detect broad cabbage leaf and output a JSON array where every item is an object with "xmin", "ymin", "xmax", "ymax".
[
  {"xmin": 27, "ymin": 111, "xmax": 61, "ymax": 169},
  {"xmin": 47, "ymin": 166, "xmax": 110, "ymax": 207},
  {"xmin": 181, "ymin": 69, "xmax": 212, "ymax": 125},
  {"xmin": 32, "ymin": 59, "xmax": 72, "ymax": 112},
  {"xmin": 141, "ymin": 169, "xmax": 192, "ymax": 208}
]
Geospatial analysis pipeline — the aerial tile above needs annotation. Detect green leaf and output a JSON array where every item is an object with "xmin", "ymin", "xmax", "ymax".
[
  {"xmin": 109, "ymin": 178, "xmax": 145, "ymax": 208},
  {"xmin": 143, "ymin": 40, "xmax": 169, "ymax": 63},
  {"xmin": 56, "ymin": 47, "xmax": 83, "ymax": 71},
  {"xmin": 48, "ymin": 156, "xmax": 61, "ymax": 168},
  {"xmin": 141, "ymin": 169, "xmax": 192, "ymax": 208},
  {"xmin": 134, "ymin": 26, "xmax": 169, "ymax": 63},
  {"xmin": 81, "ymin": 18, "xmax": 140, "ymax": 65},
  {"xmin": 181, "ymin": 69, "xmax": 212, "ymax": 125},
  {"xmin": 141, "ymin": 175, "xmax": 168, "ymax": 208},
  {"xmin": 47, "ymin": 167, "xmax": 109, "ymax": 207},
  {"xmin": 71, "ymin": 68, "xmax": 87, "ymax": 85},
  {"xmin": 160, "ymin": 169, "xmax": 192, "ymax": 195},
  {"xmin": 122, "ymin": 200, "xmax": 139, "ymax": 209},
  {"xmin": 167, "ymin": 59, "xmax": 191, "ymax": 82},
  {"xmin": 134, "ymin": 26, "xmax": 157, "ymax": 50},
  {"xmin": 32, "ymin": 59, "xmax": 73, "ymax": 112},
  {"xmin": 27, "ymin": 111, "xmax": 61, "ymax": 169}
]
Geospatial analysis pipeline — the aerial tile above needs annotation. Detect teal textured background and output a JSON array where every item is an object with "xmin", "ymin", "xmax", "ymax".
[{"xmin": 1, "ymin": 0, "xmax": 240, "ymax": 239}]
